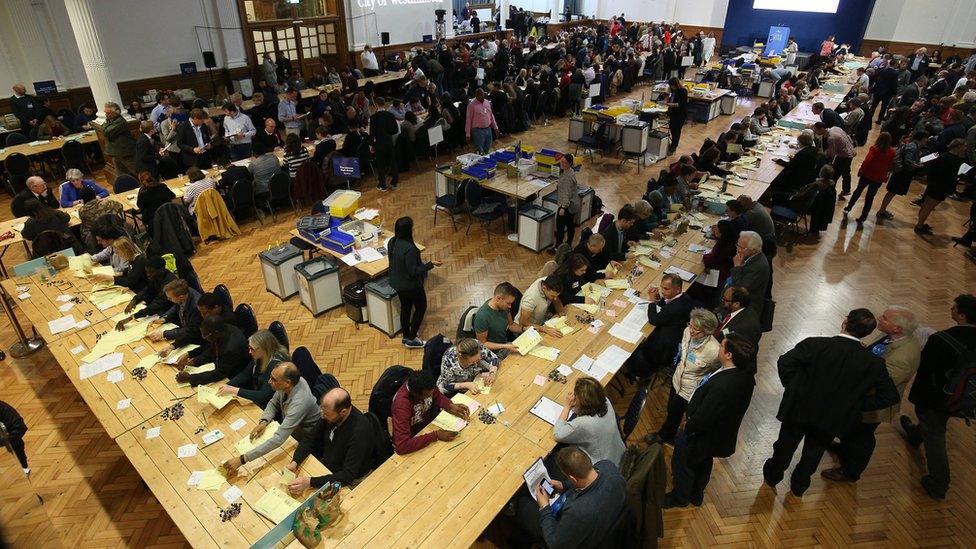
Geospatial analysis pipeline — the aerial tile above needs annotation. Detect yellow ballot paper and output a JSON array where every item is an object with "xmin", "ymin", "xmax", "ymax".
[
  {"xmin": 91, "ymin": 266, "xmax": 114, "ymax": 277},
  {"xmin": 579, "ymin": 283, "xmax": 611, "ymax": 301},
  {"xmin": 135, "ymin": 353, "xmax": 161, "ymax": 371},
  {"xmin": 81, "ymin": 318, "xmax": 152, "ymax": 363},
  {"xmin": 633, "ymin": 245, "xmax": 653, "ymax": 256},
  {"xmin": 176, "ymin": 361, "xmax": 213, "ymax": 388},
  {"xmin": 253, "ymin": 487, "xmax": 302, "ymax": 524},
  {"xmin": 196, "ymin": 468, "xmax": 227, "ymax": 491},
  {"xmin": 280, "ymin": 469, "xmax": 297, "ymax": 486},
  {"xmin": 166, "ymin": 344, "xmax": 200, "ymax": 365},
  {"xmin": 638, "ymin": 256, "xmax": 662, "ymax": 270},
  {"xmin": 571, "ymin": 303, "xmax": 599, "ymax": 314},
  {"xmin": 109, "ymin": 303, "xmax": 145, "ymax": 323},
  {"xmin": 451, "ymin": 392, "xmax": 481, "ymax": 413},
  {"xmin": 600, "ymin": 262, "xmax": 618, "ymax": 277},
  {"xmin": 604, "ymin": 279, "xmax": 630, "ymax": 290},
  {"xmin": 527, "ymin": 345, "xmax": 560, "ymax": 361},
  {"xmin": 432, "ymin": 410, "xmax": 467, "ymax": 432},
  {"xmin": 544, "ymin": 316, "xmax": 576, "ymax": 335},
  {"xmin": 198, "ymin": 385, "xmax": 235, "ymax": 409},
  {"xmin": 475, "ymin": 377, "xmax": 491, "ymax": 395},
  {"xmin": 234, "ymin": 421, "xmax": 280, "ymax": 455},
  {"xmin": 68, "ymin": 254, "xmax": 93, "ymax": 273},
  {"xmin": 512, "ymin": 327, "xmax": 543, "ymax": 355}
]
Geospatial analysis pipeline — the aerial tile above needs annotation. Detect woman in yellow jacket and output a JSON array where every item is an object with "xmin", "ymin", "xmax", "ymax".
[{"xmin": 648, "ymin": 308, "xmax": 721, "ymax": 443}]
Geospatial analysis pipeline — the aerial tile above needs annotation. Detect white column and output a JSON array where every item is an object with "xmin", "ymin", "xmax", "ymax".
[
  {"xmin": 500, "ymin": 0, "xmax": 510, "ymax": 29},
  {"xmin": 63, "ymin": 0, "xmax": 123, "ymax": 114},
  {"xmin": 596, "ymin": 0, "xmax": 607, "ymax": 20}
]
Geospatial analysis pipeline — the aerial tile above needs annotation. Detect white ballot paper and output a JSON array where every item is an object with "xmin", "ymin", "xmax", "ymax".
[
  {"xmin": 523, "ymin": 457, "xmax": 555, "ymax": 502},
  {"xmin": 530, "ymin": 396, "xmax": 564, "ymax": 426}
]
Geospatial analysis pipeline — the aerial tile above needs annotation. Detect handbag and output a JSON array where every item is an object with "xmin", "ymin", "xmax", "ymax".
[{"xmin": 761, "ymin": 299, "xmax": 776, "ymax": 333}]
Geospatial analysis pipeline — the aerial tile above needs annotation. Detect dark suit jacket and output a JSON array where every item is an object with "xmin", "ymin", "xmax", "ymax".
[
  {"xmin": 175, "ymin": 120, "xmax": 212, "ymax": 167},
  {"xmin": 135, "ymin": 134, "xmax": 160, "ymax": 176},
  {"xmin": 873, "ymin": 67, "xmax": 900, "ymax": 98},
  {"xmin": 820, "ymin": 108, "xmax": 847, "ymax": 131},
  {"xmin": 9, "ymin": 94, "xmax": 39, "ymax": 130},
  {"xmin": 684, "ymin": 367, "xmax": 755, "ymax": 460},
  {"xmin": 926, "ymin": 79, "xmax": 949, "ymax": 99},
  {"xmin": 770, "ymin": 146, "xmax": 818, "ymax": 192},
  {"xmin": 598, "ymin": 222, "xmax": 628, "ymax": 263},
  {"xmin": 728, "ymin": 253, "xmax": 770, "ymax": 318},
  {"xmin": 777, "ymin": 336, "xmax": 899, "ymax": 437},
  {"xmin": 908, "ymin": 325, "xmax": 976, "ymax": 411},
  {"xmin": 572, "ymin": 241, "xmax": 604, "ymax": 283},
  {"xmin": 11, "ymin": 188, "xmax": 59, "ymax": 218},
  {"xmin": 639, "ymin": 293, "xmax": 693, "ymax": 370},
  {"xmin": 187, "ymin": 325, "xmax": 250, "ymax": 387},
  {"xmin": 896, "ymin": 83, "xmax": 921, "ymax": 107},
  {"xmin": 716, "ymin": 308, "xmax": 762, "ymax": 345},
  {"xmin": 161, "ymin": 289, "xmax": 202, "ymax": 349}
]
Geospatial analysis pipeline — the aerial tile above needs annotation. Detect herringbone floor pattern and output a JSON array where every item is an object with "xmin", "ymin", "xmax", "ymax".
[{"xmin": 1, "ymin": 83, "xmax": 975, "ymax": 547}]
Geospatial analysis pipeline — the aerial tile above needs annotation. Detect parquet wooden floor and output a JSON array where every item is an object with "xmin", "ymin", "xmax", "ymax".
[{"xmin": 1, "ymin": 82, "xmax": 975, "ymax": 548}]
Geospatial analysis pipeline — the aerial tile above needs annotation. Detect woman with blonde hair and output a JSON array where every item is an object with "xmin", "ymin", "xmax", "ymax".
[
  {"xmin": 91, "ymin": 236, "xmax": 146, "ymax": 291},
  {"xmin": 218, "ymin": 329, "xmax": 289, "ymax": 408},
  {"xmin": 647, "ymin": 308, "xmax": 721, "ymax": 444},
  {"xmin": 436, "ymin": 337, "xmax": 499, "ymax": 394},
  {"xmin": 554, "ymin": 376, "xmax": 626, "ymax": 465}
]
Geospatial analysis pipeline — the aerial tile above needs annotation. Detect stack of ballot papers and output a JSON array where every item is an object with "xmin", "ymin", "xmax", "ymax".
[
  {"xmin": 68, "ymin": 254, "xmax": 93, "ymax": 275},
  {"xmin": 544, "ymin": 316, "xmax": 576, "ymax": 335},
  {"xmin": 166, "ymin": 344, "xmax": 200, "ymax": 365},
  {"xmin": 578, "ymin": 282, "xmax": 611, "ymax": 301},
  {"xmin": 527, "ymin": 345, "xmax": 560, "ymax": 361},
  {"xmin": 530, "ymin": 396, "xmax": 564, "ymax": 425},
  {"xmin": 638, "ymin": 256, "xmax": 661, "ymax": 269},
  {"xmin": 451, "ymin": 393, "xmax": 481, "ymax": 413},
  {"xmin": 593, "ymin": 345, "xmax": 630, "ymax": 376},
  {"xmin": 234, "ymin": 421, "xmax": 280, "ymax": 454},
  {"xmin": 176, "ymin": 361, "xmax": 214, "ymax": 387},
  {"xmin": 474, "ymin": 377, "xmax": 491, "ymax": 394},
  {"xmin": 79, "ymin": 352, "xmax": 125, "ymax": 380},
  {"xmin": 81, "ymin": 318, "xmax": 154, "ymax": 363},
  {"xmin": 90, "ymin": 286, "xmax": 131, "ymax": 310},
  {"xmin": 48, "ymin": 315, "xmax": 78, "ymax": 335},
  {"xmin": 512, "ymin": 327, "xmax": 543, "ymax": 355},
  {"xmin": 198, "ymin": 385, "xmax": 235, "ymax": 409},
  {"xmin": 253, "ymin": 487, "xmax": 302, "ymax": 524},
  {"xmin": 608, "ymin": 323, "xmax": 643, "ymax": 344},
  {"xmin": 432, "ymin": 410, "xmax": 467, "ymax": 432},
  {"xmin": 604, "ymin": 279, "xmax": 630, "ymax": 290},
  {"xmin": 570, "ymin": 302, "xmax": 599, "ymax": 314},
  {"xmin": 195, "ymin": 468, "xmax": 228, "ymax": 491}
]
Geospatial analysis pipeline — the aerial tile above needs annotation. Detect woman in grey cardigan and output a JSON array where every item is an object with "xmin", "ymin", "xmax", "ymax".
[
  {"xmin": 553, "ymin": 377, "xmax": 626, "ymax": 466},
  {"xmin": 553, "ymin": 153, "xmax": 581, "ymax": 249}
]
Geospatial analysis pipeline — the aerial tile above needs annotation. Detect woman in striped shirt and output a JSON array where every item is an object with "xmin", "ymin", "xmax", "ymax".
[
  {"xmin": 283, "ymin": 133, "xmax": 310, "ymax": 178},
  {"xmin": 182, "ymin": 166, "xmax": 216, "ymax": 215}
]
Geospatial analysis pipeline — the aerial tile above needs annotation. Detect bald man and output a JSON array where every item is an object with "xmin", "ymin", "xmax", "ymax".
[
  {"xmin": 285, "ymin": 387, "xmax": 382, "ymax": 494},
  {"xmin": 223, "ymin": 362, "xmax": 320, "ymax": 475},
  {"xmin": 12, "ymin": 176, "xmax": 59, "ymax": 218},
  {"xmin": 10, "ymin": 84, "xmax": 40, "ymax": 134}
]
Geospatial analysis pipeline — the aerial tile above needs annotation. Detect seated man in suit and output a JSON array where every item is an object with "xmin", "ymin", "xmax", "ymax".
[
  {"xmin": 147, "ymin": 278, "xmax": 203, "ymax": 352},
  {"xmin": 176, "ymin": 108, "xmax": 213, "ymax": 169},
  {"xmin": 598, "ymin": 205, "xmax": 638, "ymax": 265},
  {"xmin": 175, "ymin": 315, "xmax": 250, "ymax": 387},
  {"xmin": 764, "ymin": 309, "xmax": 899, "ymax": 496},
  {"xmin": 12, "ymin": 176, "xmax": 59, "ymax": 218},
  {"xmin": 286, "ymin": 387, "xmax": 383, "ymax": 492},
  {"xmin": 665, "ymin": 334, "xmax": 757, "ymax": 508},
  {"xmin": 626, "ymin": 273, "xmax": 693, "ymax": 380},
  {"xmin": 728, "ymin": 231, "xmax": 770, "ymax": 319},
  {"xmin": 769, "ymin": 131, "xmax": 818, "ymax": 195},
  {"xmin": 572, "ymin": 233, "xmax": 608, "ymax": 283}
]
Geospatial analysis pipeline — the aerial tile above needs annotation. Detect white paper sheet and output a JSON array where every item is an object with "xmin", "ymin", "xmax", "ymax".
[
  {"xmin": 523, "ymin": 457, "xmax": 554, "ymax": 502},
  {"xmin": 146, "ymin": 427, "xmax": 161, "ymax": 439},
  {"xmin": 230, "ymin": 418, "xmax": 248, "ymax": 431},
  {"xmin": 48, "ymin": 315, "xmax": 77, "ymax": 335},
  {"xmin": 529, "ymin": 396, "xmax": 564, "ymax": 426},
  {"xmin": 79, "ymin": 352, "xmax": 125, "ymax": 380},
  {"xmin": 593, "ymin": 345, "xmax": 630, "ymax": 376},
  {"xmin": 694, "ymin": 269, "xmax": 721, "ymax": 288},
  {"xmin": 608, "ymin": 323, "xmax": 643, "ymax": 344},
  {"xmin": 664, "ymin": 266, "xmax": 696, "ymax": 282},
  {"xmin": 177, "ymin": 443, "xmax": 199, "ymax": 458}
]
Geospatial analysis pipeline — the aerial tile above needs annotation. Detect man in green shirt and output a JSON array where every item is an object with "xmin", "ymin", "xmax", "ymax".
[{"xmin": 473, "ymin": 282, "xmax": 523, "ymax": 359}]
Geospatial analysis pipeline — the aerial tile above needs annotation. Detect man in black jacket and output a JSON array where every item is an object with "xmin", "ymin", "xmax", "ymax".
[
  {"xmin": 769, "ymin": 132, "xmax": 818, "ymax": 195},
  {"xmin": 11, "ymin": 176, "xmax": 59, "ymax": 218},
  {"xmin": 598, "ymin": 205, "xmax": 637, "ymax": 264},
  {"xmin": 900, "ymin": 294, "xmax": 976, "ymax": 500},
  {"xmin": 286, "ymin": 388, "xmax": 382, "ymax": 491},
  {"xmin": 148, "ymin": 279, "xmax": 203, "ymax": 350},
  {"xmin": 9, "ymin": 84, "xmax": 39, "ymax": 134},
  {"xmin": 135, "ymin": 120, "xmax": 161, "ymax": 177},
  {"xmin": 0, "ymin": 399, "xmax": 30, "ymax": 474},
  {"xmin": 176, "ymin": 108, "xmax": 213, "ymax": 168},
  {"xmin": 121, "ymin": 256, "xmax": 177, "ymax": 323},
  {"xmin": 715, "ymin": 286, "xmax": 762, "ymax": 345},
  {"xmin": 629, "ymin": 274, "xmax": 693, "ymax": 381},
  {"xmin": 871, "ymin": 63, "xmax": 900, "ymax": 123},
  {"xmin": 572, "ymin": 233, "xmax": 608, "ymax": 283},
  {"xmin": 811, "ymin": 102, "xmax": 847, "ymax": 132},
  {"xmin": 763, "ymin": 308, "xmax": 900, "ymax": 496},
  {"xmin": 665, "ymin": 334, "xmax": 757, "ymax": 507},
  {"xmin": 369, "ymin": 97, "xmax": 400, "ymax": 191},
  {"xmin": 175, "ymin": 315, "xmax": 250, "ymax": 387}
]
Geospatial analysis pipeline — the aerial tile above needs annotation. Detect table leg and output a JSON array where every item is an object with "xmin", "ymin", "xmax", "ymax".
[
  {"xmin": 507, "ymin": 197, "xmax": 520, "ymax": 242},
  {"xmin": 0, "ymin": 283, "xmax": 45, "ymax": 357}
]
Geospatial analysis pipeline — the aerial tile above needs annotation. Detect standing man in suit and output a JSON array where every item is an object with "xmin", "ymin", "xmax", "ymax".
[
  {"xmin": 715, "ymin": 286, "xmax": 761, "ymax": 345},
  {"xmin": 11, "ymin": 176, "xmax": 59, "ymax": 218},
  {"xmin": 177, "ymin": 108, "xmax": 213, "ymax": 169},
  {"xmin": 811, "ymin": 102, "xmax": 847, "ymax": 131},
  {"xmin": 900, "ymin": 294, "xmax": 976, "ymax": 500},
  {"xmin": 135, "ymin": 120, "xmax": 161, "ymax": 177},
  {"xmin": 908, "ymin": 47, "xmax": 929, "ymax": 82},
  {"xmin": 627, "ymin": 273, "xmax": 693, "ymax": 381},
  {"xmin": 823, "ymin": 306, "xmax": 921, "ymax": 483},
  {"xmin": 769, "ymin": 132, "xmax": 818, "ymax": 194},
  {"xmin": 598, "ymin": 205, "xmax": 638, "ymax": 264},
  {"xmin": 871, "ymin": 62, "xmax": 900, "ymax": 123},
  {"xmin": 895, "ymin": 76, "xmax": 925, "ymax": 108},
  {"xmin": 103, "ymin": 102, "xmax": 138, "ymax": 176},
  {"xmin": 369, "ymin": 97, "xmax": 400, "ymax": 191},
  {"xmin": 665, "ymin": 334, "xmax": 757, "ymax": 508},
  {"xmin": 666, "ymin": 77, "xmax": 688, "ymax": 154},
  {"xmin": 763, "ymin": 309, "xmax": 900, "ymax": 496},
  {"xmin": 9, "ymin": 84, "xmax": 39, "ymax": 135},
  {"xmin": 728, "ymin": 231, "xmax": 770, "ymax": 319}
]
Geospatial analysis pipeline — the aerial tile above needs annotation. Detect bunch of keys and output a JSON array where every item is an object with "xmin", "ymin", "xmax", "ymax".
[
  {"xmin": 131, "ymin": 366, "xmax": 148, "ymax": 381},
  {"xmin": 161, "ymin": 402, "xmax": 185, "ymax": 421},
  {"xmin": 219, "ymin": 502, "xmax": 242, "ymax": 522},
  {"xmin": 478, "ymin": 409, "xmax": 497, "ymax": 425},
  {"xmin": 548, "ymin": 369, "xmax": 567, "ymax": 384}
]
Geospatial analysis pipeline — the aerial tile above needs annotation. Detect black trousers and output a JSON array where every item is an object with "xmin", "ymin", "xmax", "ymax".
[
  {"xmin": 763, "ymin": 421, "xmax": 833, "ymax": 493},
  {"xmin": 657, "ymin": 385, "xmax": 688, "ymax": 441},
  {"xmin": 835, "ymin": 421, "xmax": 880, "ymax": 480},
  {"xmin": 870, "ymin": 94, "xmax": 893, "ymax": 122},
  {"xmin": 374, "ymin": 144, "xmax": 398, "ymax": 188},
  {"xmin": 554, "ymin": 207, "xmax": 575, "ymax": 247},
  {"xmin": 832, "ymin": 156, "xmax": 854, "ymax": 194},
  {"xmin": 669, "ymin": 115, "xmax": 685, "ymax": 150},
  {"xmin": 5, "ymin": 436, "xmax": 28, "ymax": 469},
  {"xmin": 396, "ymin": 286, "xmax": 427, "ymax": 340},
  {"xmin": 670, "ymin": 429, "xmax": 713, "ymax": 504},
  {"xmin": 845, "ymin": 176, "xmax": 882, "ymax": 218}
]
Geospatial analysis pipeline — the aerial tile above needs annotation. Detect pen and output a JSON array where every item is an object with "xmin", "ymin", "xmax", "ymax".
[{"xmin": 447, "ymin": 441, "xmax": 465, "ymax": 451}]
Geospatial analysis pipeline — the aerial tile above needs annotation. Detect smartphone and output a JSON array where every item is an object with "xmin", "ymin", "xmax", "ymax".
[{"xmin": 541, "ymin": 479, "xmax": 556, "ymax": 497}]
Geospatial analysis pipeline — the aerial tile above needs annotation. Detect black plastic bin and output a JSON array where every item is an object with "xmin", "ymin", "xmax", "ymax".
[{"xmin": 343, "ymin": 280, "xmax": 369, "ymax": 324}]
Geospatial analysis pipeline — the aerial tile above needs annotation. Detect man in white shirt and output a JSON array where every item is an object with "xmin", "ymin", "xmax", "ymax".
[
  {"xmin": 361, "ymin": 45, "xmax": 380, "ymax": 77},
  {"xmin": 149, "ymin": 92, "xmax": 172, "ymax": 130},
  {"xmin": 852, "ymin": 67, "xmax": 870, "ymax": 95},
  {"xmin": 517, "ymin": 275, "xmax": 565, "ymax": 337},
  {"xmin": 222, "ymin": 102, "xmax": 257, "ymax": 161}
]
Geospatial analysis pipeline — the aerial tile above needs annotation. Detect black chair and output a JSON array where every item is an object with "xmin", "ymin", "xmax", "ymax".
[
  {"xmin": 266, "ymin": 171, "xmax": 295, "ymax": 220},
  {"xmin": 113, "ymin": 174, "xmax": 139, "ymax": 194},
  {"xmin": 268, "ymin": 321, "xmax": 289, "ymax": 349},
  {"xmin": 434, "ymin": 179, "xmax": 466, "ymax": 230},
  {"xmin": 234, "ymin": 303, "xmax": 258, "ymax": 338},
  {"xmin": 158, "ymin": 156, "xmax": 180, "ymax": 180},
  {"xmin": 464, "ymin": 181, "xmax": 505, "ymax": 243},
  {"xmin": 455, "ymin": 305, "xmax": 478, "ymax": 340},
  {"xmin": 5, "ymin": 133, "xmax": 27, "ymax": 146},
  {"xmin": 4, "ymin": 153, "xmax": 32, "ymax": 194},
  {"xmin": 291, "ymin": 346, "xmax": 323, "ymax": 389},
  {"xmin": 421, "ymin": 334, "xmax": 451, "ymax": 382},
  {"xmin": 192, "ymin": 98, "xmax": 208, "ymax": 109},
  {"xmin": 617, "ymin": 385, "xmax": 648, "ymax": 442},
  {"xmin": 368, "ymin": 365, "xmax": 414, "ymax": 435},
  {"xmin": 310, "ymin": 372, "xmax": 341, "ymax": 400},
  {"xmin": 61, "ymin": 139, "xmax": 89, "ymax": 173},
  {"xmin": 576, "ymin": 121, "xmax": 608, "ymax": 162},
  {"xmin": 213, "ymin": 284, "xmax": 233, "ymax": 311},
  {"xmin": 771, "ymin": 189, "xmax": 822, "ymax": 242},
  {"xmin": 229, "ymin": 178, "xmax": 260, "ymax": 224}
]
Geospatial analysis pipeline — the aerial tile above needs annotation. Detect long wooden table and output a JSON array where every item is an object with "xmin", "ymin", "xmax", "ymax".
[
  {"xmin": 0, "ymin": 131, "xmax": 98, "ymax": 162},
  {"xmin": 1, "ymin": 271, "xmax": 329, "ymax": 548}
]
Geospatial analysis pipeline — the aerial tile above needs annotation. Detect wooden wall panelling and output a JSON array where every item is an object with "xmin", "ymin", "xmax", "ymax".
[
  {"xmin": 860, "ymin": 39, "xmax": 976, "ymax": 59},
  {"xmin": 351, "ymin": 30, "xmax": 515, "ymax": 69}
]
